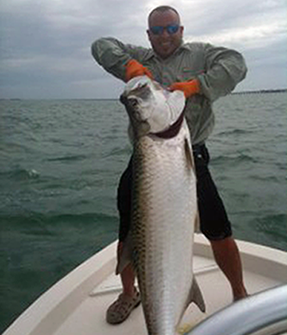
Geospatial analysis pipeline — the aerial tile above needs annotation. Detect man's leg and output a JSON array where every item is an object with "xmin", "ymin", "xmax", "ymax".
[
  {"xmin": 194, "ymin": 144, "xmax": 248, "ymax": 301},
  {"xmin": 116, "ymin": 157, "xmax": 137, "ymax": 298},
  {"xmin": 106, "ymin": 159, "xmax": 140, "ymax": 325},
  {"xmin": 210, "ymin": 236, "xmax": 247, "ymax": 300},
  {"xmin": 106, "ymin": 242, "xmax": 139, "ymax": 324}
]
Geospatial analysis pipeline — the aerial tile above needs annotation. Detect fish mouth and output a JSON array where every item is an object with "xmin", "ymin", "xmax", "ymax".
[
  {"xmin": 120, "ymin": 94, "xmax": 139, "ymax": 107},
  {"xmin": 119, "ymin": 93, "xmax": 129, "ymax": 106},
  {"xmin": 119, "ymin": 94, "xmax": 142, "ymax": 121},
  {"xmin": 120, "ymin": 94, "xmax": 140, "ymax": 115},
  {"xmin": 120, "ymin": 82, "xmax": 151, "ymax": 121}
]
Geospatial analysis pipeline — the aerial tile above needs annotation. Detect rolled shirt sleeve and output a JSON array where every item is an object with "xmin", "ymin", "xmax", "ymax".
[
  {"xmin": 91, "ymin": 37, "xmax": 151, "ymax": 81},
  {"xmin": 198, "ymin": 44, "xmax": 247, "ymax": 102}
]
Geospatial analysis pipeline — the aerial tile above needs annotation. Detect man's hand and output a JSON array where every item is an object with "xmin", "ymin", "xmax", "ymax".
[
  {"xmin": 125, "ymin": 59, "xmax": 153, "ymax": 82},
  {"xmin": 169, "ymin": 79, "xmax": 200, "ymax": 98}
]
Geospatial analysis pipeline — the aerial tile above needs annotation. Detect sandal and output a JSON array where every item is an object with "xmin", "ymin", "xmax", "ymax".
[{"xmin": 106, "ymin": 290, "xmax": 141, "ymax": 324}]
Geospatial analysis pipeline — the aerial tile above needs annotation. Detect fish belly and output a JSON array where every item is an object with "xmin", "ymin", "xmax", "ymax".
[{"xmin": 132, "ymin": 126, "xmax": 197, "ymax": 335}]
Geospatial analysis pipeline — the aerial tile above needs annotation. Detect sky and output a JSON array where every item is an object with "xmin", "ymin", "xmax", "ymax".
[{"xmin": 0, "ymin": 0, "xmax": 286, "ymax": 99}]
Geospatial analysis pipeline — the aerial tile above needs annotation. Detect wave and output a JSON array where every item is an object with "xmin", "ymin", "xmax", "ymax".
[
  {"xmin": 215, "ymin": 128, "xmax": 255, "ymax": 137},
  {"xmin": 248, "ymin": 174, "xmax": 281, "ymax": 183},
  {"xmin": 46, "ymin": 154, "xmax": 87, "ymax": 162},
  {"xmin": 105, "ymin": 145, "xmax": 131, "ymax": 158},
  {"xmin": 0, "ymin": 211, "xmax": 118, "ymax": 237},
  {"xmin": 252, "ymin": 213, "xmax": 287, "ymax": 244},
  {"xmin": 0, "ymin": 167, "xmax": 40, "ymax": 181},
  {"xmin": 211, "ymin": 153, "xmax": 257, "ymax": 165}
]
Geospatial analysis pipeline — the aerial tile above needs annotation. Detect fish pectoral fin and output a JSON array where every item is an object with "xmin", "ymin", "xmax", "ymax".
[
  {"xmin": 184, "ymin": 138, "xmax": 194, "ymax": 170},
  {"xmin": 186, "ymin": 277, "xmax": 206, "ymax": 313},
  {"xmin": 115, "ymin": 235, "xmax": 133, "ymax": 275}
]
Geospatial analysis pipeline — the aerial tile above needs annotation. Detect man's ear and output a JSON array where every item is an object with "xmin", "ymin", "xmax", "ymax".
[{"xmin": 146, "ymin": 29, "xmax": 151, "ymax": 41}]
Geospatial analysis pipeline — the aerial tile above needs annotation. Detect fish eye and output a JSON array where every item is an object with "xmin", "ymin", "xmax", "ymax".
[{"xmin": 128, "ymin": 98, "xmax": 138, "ymax": 107}]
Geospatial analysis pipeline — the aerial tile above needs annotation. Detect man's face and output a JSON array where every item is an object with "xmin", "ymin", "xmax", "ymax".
[{"xmin": 147, "ymin": 10, "xmax": 183, "ymax": 59}]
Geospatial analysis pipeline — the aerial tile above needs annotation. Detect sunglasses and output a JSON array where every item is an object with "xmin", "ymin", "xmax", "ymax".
[{"xmin": 149, "ymin": 24, "xmax": 180, "ymax": 35}]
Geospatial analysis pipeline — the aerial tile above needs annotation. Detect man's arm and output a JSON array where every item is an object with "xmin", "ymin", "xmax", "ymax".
[
  {"xmin": 91, "ymin": 37, "xmax": 150, "ymax": 81},
  {"xmin": 198, "ymin": 44, "xmax": 247, "ymax": 101}
]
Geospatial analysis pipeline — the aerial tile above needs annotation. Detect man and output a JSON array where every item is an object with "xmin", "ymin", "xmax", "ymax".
[{"xmin": 91, "ymin": 5, "xmax": 248, "ymax": 325}]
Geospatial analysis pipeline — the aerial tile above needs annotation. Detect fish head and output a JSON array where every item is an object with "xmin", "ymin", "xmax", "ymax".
[{"xmin": 120, "ymin": 76, "xmax": 185, "ymax": 138}]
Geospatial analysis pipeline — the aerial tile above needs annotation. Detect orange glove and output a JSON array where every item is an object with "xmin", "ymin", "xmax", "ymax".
[
  {"xmin": 169, "ymin": 79, "xmax": 200, "ymax": 98},
  {"xmin": 125, "ymin": 59, "xmax": 153, "ymax": 82}
]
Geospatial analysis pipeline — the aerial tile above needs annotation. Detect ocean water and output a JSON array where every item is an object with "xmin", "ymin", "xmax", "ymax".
[{"xmin": 0, "ymin": 93, "xmax": 286, "ymax": 332}]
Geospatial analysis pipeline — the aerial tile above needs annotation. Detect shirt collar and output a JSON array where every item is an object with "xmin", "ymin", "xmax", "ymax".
[{"xmin": 147, "ymin": 41, "xmax": 187, "ymax": 61}]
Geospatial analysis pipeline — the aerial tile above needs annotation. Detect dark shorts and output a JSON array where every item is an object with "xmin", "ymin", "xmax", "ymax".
[{"xmin": 117, "ymin": 144, "xmax": 232, "ymax": 242}]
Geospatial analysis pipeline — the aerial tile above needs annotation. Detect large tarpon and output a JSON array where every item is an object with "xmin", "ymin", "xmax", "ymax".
[{"xmin": 118, "ymin": 76, "xmax": 205, "ymax": 335}]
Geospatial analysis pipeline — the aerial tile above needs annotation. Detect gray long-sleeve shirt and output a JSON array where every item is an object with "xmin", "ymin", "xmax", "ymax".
[{"xmin": 91, "ymin": 37, "xmax": 247, "ymax": 145}]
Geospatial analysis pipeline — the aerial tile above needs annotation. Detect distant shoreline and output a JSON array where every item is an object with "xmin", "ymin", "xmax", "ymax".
[
  {"xmin": 232, "ymin": 88, "xmax": 287, "ymax": 95},
  {"xmin": 1, "ymin": 89, "xmax": 286, "ymax": 101}
]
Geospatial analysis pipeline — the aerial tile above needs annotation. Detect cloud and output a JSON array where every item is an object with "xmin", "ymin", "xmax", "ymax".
[
  {"xmin": 187, "ymin": 21, "xmax": 286, "ymax": 50},
  {"xmin": 0, "ymin": 0, "xmax": 286, "ymax": 98}
]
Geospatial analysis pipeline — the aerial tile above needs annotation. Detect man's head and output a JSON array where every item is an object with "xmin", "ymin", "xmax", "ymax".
[{"xmin": 147, "ymin": 6, "xmax": 183, "ymax": 59}]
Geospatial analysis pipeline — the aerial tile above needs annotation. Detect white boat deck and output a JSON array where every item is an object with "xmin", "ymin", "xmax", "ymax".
[{"xmin": 4, "ymin": 235, "xmax": 287, "ymax": 335}]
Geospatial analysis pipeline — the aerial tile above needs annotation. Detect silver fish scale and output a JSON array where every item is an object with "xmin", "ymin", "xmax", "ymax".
[{"xmin": 130, "ymin": 124, "xmax": 197, "ymax": 335}]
